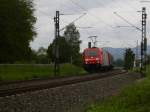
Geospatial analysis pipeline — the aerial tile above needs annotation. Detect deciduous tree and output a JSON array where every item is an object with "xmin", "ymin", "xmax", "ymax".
[
  {"xmin": 64, "ymin": 23, "xmax": 81, "ymax": 65},
  {"xmin": 0, "ymin": 0, "xmax": 36, "ymax": 63},
  {"xmin": 47, "ymin": 37, "xmax": 71, "ymax": 63},
  {"xmin": 124, "ymin": 48, "xmax": 135, "ymax": 70}
]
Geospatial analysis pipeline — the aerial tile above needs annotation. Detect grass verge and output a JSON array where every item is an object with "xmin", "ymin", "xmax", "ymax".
[
  {"xmin": 86, "ymin": 65, "xmax": 150, "ymax": 112},
  {"xmin": 0, "ymin": 63, "xmax": 87, "ymax": 81}
]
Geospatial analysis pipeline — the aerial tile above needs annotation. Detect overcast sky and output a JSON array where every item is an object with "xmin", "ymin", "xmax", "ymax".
[{"xmin": 30, "ymin": 0, "xmax": 150, "ymax": 51}]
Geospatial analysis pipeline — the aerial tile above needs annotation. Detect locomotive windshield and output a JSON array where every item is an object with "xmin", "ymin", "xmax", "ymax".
[{"xmin": 85, "ymin": 50, "xmax": 98, "ymax": 57}]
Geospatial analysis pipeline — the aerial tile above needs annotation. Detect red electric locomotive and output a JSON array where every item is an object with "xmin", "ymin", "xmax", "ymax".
[{"xmin": 82, "ymin": 47, "xmax": 113, "ymax": 72}]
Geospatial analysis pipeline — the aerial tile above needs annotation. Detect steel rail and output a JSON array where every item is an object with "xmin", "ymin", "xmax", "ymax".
[{"xmin": 0, "ymin": 70, "xmax": 127, "ymax": 97}]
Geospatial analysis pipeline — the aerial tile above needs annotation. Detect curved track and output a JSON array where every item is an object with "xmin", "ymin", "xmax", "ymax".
[{"xmin": 0, "ymin": 69, "xmax": 127, "ymax": 97}]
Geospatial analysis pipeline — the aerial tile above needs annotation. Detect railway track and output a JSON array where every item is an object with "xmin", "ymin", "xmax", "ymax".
[{"xmin": 0, "ymin": 69, "xmax": 127, "ymax": 97}]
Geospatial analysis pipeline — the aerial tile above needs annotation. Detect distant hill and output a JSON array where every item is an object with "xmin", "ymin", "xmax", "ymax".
[{"xmin": 103, "ymin": 45, "xmax": 150, "ymax": 60}]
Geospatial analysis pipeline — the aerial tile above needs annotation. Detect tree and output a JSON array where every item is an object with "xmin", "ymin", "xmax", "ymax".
[
  {"xmin": 147, "ymin": 55, "xmax": 150, "ymax": 64},
  {"xmin": 64, "ymin": 23, "xmax": 81, "ymax": 65},
  {"xmin": 113, "ymin": 59, "xmax": 124, "ymax": 67},
  {"xmin": 47, "ymin": 23, "xmax": 82, "ymax": 65},
  {"xmin": 124, "ymin": 48, "xmax": 135, "ymax": 70},
  {"xmin": 37, "ymin": 47, "xmax": 47, "ymax": 56},
  {"xmin": 35, "ymin": 47, "xmax": 49, "ymax": 64},
  {"xmin": 47, "ymin": 37, "xmax": 71, "ymax": 63},
  {"xmin": 0, "ymin": 0, "xmax": 36, "ymax": 63}
]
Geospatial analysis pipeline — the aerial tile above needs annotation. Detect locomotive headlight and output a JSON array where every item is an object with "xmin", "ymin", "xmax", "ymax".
[
  {"xmin": 85, "ymin": 59, "xmax": 89, "ymax": 61},
  {"xmin": 96, "ymin": 58, "xmax": 99, "ymax": 61}
]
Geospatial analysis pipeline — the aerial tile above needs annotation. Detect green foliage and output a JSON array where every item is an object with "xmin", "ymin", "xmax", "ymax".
[
  {"xmin": 59, "ymin": 63, "xmax": 86, "ymax": 76},
  {"xmin": 47, "ymin": 37, "xmax": 71, "ymax": 63},
  {"xmin": 47, "ymin": 23, "xmax": 82, "ymax": 65},
  {"xmin": 147, "ymin": 55, "xmax": 150, "ymax": 64},
  {"xmin": 0, "ymin": 64, "xmax": 52, "ymax": 81},
  {"xmin": 113, "ymin": 59, "xmax": 124, "ymax": 67},
  {"xmin": 0, "ymin": 0, "xmax": 36, "ymax": 63},
  {"xmin": 86, "ymin": 65, "xmax": 150, "ymax": 112},
  {"xmin": 146, "ymin": 65, "xmax": 150, "ymax": 77},
  {"xmin": 64, "ymin": 23, "xmax": 81, "ymax": 65},
  {"xmin": 87, "ymin": 80, "xmax": 150, "ymax": 112},
  {"xmin": 35, "ymin": 47, "xmax": 49, "ymax": 64},
  {"xmin": 0, "ymin": 64, "xmax": 87, "ymax": 81},
  {"xmin": 124, "ymin": 48, "xmax": 135, "ymax": 70}
]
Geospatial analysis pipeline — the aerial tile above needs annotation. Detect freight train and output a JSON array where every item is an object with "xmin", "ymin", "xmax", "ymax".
[{"xmin": 82, "ymin": 47, "xmax": 113, "ymax": 72}]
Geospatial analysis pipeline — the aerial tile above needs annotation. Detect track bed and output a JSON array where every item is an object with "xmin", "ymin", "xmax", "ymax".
[{"xmin": 0, "ymin": 69, "xmax": 127, "ymax": 97}]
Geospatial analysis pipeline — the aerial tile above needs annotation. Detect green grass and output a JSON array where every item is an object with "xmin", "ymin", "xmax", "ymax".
[
  {"xmin": 0, "ymin": 64, "xmax": 87, "ymax": 81},
  {"xmin": 86, "ymin": 65, "xmax": 150, "ymax": 112}
]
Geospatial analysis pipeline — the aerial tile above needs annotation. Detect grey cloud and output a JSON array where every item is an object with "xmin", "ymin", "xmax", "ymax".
[{"xmin": 31, "ymin": 0, "xmax": 150, "ymax": 51}]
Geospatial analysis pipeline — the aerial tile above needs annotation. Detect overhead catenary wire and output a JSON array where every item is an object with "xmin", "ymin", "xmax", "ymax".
[
  {"xmin": 114, "ymin": 12, "xmax": 142, "ymax": 31},
  {"xmin": 62, "ymin": 0, "xmax": 141, "ymax": 48},
  {"xmin": 59, "ymin": 13, "xmax": 87, "ymax": 32},
  {"xmin": 69, "ymin": 0, "xmax": 114, "ymax": 29},
  {"xmin": 36, "ymin": 0, "xmax": 150, "ymax": 50},
  {"xmin": 59, "ymin": 0, "xmax": 83, "ymax": 14},
  {"xmin": 93, "ymin": 0, "xmax": 141, "ymax": 48},
  {"xmin": 65, "ymin": 0, "xmax": 141, "ymax": 49}
]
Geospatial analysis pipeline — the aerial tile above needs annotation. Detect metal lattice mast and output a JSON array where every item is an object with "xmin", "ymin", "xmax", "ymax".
[
  {"xmin": 141, "ymin": 7, "xmax": 147, "ymax": 72},
  {"xmin": 54, "ymin": 11, "xmax": 60, "ymax": 76}
]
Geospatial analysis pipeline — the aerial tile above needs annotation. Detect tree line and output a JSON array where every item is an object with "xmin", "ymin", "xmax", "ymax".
[
  {"xmin": 34, "ymin": 23, "xmax": 82, "ymax": 65},
  {"xmin": 0, "ymin": 0, "xmax": 149, "ymax": 68},
  {"xmin": 114, "ymin": 48, "xmax": 150, "ymax": 70},
  {"xmin": 0, "ymin": 0, "xmax": 82, "ymax": 65}
]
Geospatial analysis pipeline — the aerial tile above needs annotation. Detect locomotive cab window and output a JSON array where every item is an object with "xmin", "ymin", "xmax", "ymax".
[{"xmin": 85, "ymin": 50, "xmax": 98, "ymax": 57}]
